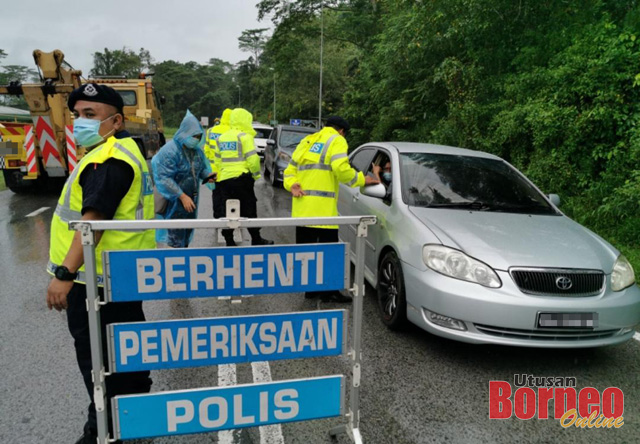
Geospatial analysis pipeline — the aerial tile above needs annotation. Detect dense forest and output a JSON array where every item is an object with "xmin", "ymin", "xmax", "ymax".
[{"xmin": 1, "ymin": 0, "xmax": 638, "ymax": 263}]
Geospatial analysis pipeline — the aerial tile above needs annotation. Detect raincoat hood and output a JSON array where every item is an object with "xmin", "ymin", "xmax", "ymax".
[
  {"xmin": 230, "ymin": 108, "xmax": 257, "ymax": 136},
  {"xmin": 220, "ymin": 108, "xmax": 232, "ymax": 127},
  {"xmin": 174, "ymin": 110, "xmax": 204, "ymax": 149}
]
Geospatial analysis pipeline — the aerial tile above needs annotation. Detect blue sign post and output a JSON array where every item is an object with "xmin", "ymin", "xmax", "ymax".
[
  {"xmin": 104, "ymin": 243, "xmax": 348, "ymax": 302},
  {"xmin": 290, "ymin": 119, "xmax": 301, "ymax": 126},
  {"xmin": 108, "ymin": 310, "xmax": 347, "ymax": 372},
  {"xmin": 113, "ymin": 376, "xmax": 344, "ymax": 440}
]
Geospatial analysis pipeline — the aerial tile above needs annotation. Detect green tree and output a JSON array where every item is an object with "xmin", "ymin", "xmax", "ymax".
[
  {"xmin": 238, "ymin": 28, "xmax": 270, "ymax": 67},
  {"xmin": 90, "ymin": 47, "xmax": 153, "ymax": 78}
]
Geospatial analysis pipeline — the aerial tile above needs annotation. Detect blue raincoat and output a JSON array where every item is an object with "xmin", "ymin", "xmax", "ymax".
[{"xmin": 152, "ymin": 110, "xmax": 212, "ymax": 246}]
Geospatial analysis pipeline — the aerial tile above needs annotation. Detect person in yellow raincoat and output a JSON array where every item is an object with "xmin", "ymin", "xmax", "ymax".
[
  {"xmin": 204, "ymin": 108, "xmax": 231, "ymax": 219},
  {"xmin": 284, "ymin": 116, "xmax": 378, "ymax": 302},
  {"xmin": 215, "ymin": 108, "xmax": 273, "ymax": 246}
]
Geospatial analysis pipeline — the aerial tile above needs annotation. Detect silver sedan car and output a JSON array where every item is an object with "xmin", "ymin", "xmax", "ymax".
[{"xmin": 338, "ymin": 142, "xmax": 640, "ymax": 347}]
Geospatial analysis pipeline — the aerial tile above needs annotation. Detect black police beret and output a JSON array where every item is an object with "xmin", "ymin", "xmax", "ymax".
[
  {"xmin": 326, "ymin": 115, "xmax": 350, "ymax": 132},
  {"xmin": 68, "ymin": 83, "xmax": 124, "ymax": 115}
]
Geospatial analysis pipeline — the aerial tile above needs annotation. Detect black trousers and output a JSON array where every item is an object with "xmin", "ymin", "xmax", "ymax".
[
  {"xmin": 212, "ymin": 188, "xmax": 224, "ymax": 219},
  {"xmin": 217, "ymin": 173, "xmax": 263, "ymax": 242},
  {"xmin": 66, "ymin": 283, "xmax": 152, "ymax": 434},
  {"xmin": 296, "ymin": 227, "xmax": 339, "ymax": 298}
]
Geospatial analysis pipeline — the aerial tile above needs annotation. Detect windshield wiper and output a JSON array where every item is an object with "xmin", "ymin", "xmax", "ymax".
[
  {"xmin": 425, "ymin": 201, "xmax": 492, "ymax": 211},
  {"xmin": 489, "ymin": 203, "xmax": 554, "ymax": 213}
]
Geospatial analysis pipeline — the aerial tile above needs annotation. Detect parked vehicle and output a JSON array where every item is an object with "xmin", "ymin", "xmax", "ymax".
[
  {"xmin": 263, "ymin": 124, "xmax": 315, "ymax": 187},
  {"xmin": 0, "ymin": 49, "xmax": 165, "ymax": 193},
  {"xmin": 252, "ymin": 122, "xmax": 273, "ymax": 157},
  {"xmin": 338, "ymin": 142, "xmax": 640, "ymax": 348}
]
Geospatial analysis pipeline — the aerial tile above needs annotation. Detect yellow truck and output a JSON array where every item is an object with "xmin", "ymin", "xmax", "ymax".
[{"xmin": 0, "ymin": 49, "xmax": 165, "ymax": 193}]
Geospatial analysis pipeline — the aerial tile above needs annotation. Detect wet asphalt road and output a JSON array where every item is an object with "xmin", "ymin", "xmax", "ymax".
[{"xmin": 1, "ymin": 165, "xmax": 639, "ymax": 444}]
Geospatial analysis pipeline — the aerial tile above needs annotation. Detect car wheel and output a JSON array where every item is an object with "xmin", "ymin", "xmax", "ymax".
[
  {"xmin": 270, "ymin": 164, "xmax": 281, "ymax": 188},
  {"xmin": 377, "ymin": 250, "xmax": 408, "ymax": 329}
]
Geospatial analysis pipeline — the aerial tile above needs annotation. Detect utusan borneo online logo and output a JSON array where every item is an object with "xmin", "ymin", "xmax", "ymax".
[{"xmin": 489, "ymin": 374, "xmax": 624, "ymax": 429}]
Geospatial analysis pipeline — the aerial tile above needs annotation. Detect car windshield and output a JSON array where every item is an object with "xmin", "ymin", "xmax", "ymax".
[
  {"xmin": 399, "ymin": 153, "xmax": 558, "ymax": 214},
  {"xmin": 279, "ymin": 130, "xmax": 311, "ymax": 153}
]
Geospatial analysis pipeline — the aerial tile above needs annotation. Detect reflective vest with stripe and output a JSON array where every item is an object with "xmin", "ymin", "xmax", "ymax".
[
  {"xmin": 48, "ymin": 136, "xmax": 156, "ymax": 285},
  {"xmin": 204, "ymin": 127, "xmax": 224, "ymax": 174},
  {"xmin": 215, "ymin": 130, "xmax": 261, "ymax": 182},
  {"xmin": 283, "ymin": 127, "xmax": 364, "ymax": 229}
]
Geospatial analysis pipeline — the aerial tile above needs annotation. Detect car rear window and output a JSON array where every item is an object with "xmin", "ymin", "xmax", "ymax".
[{"xmin": 400, "ymin": 153, "xmax": 557, "ymax": 214}]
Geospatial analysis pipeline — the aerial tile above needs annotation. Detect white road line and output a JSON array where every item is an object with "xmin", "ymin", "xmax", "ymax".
[
  {"xmin": 252, "ymin": 361, "xmax": 285, "ymax": 444},
  {"xmin": 218, "ymin": 364, "xmax": 237, "ymax": 444},
  {"xmin": 633, "ymin": 332, "xmax": 640, "ymax": 342},
  {"xmin": 25, "ymin": 207, "xmax": 50, "ymax": 217}
]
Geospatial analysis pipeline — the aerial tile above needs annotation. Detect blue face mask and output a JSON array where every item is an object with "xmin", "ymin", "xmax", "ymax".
[
  {"xmin": 184, "ymin": 135, "xmax": 203, "ymax": 150},
  {"xmin": 73, "ymin": 116, "xmax": 115, "ymax": 148},
  {"xmin": 382, "ymin": 172, "xmax": 392, "ymax": 183}
]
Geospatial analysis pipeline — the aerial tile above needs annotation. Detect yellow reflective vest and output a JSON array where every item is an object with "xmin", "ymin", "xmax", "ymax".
[
  {"xmin": 284, "ymin": 127, "xmax": 364, "ymax": 228},
  {"xmin": 47, "ymin": 136, "xmax": 156, "ymax": 285},
  {"xmin": 215, "ymin": 129, "xmax": 261, "ymax": 182},
  {"xmin": 204, "ymin": 109, "xmax": 232, "ymax": 174}
]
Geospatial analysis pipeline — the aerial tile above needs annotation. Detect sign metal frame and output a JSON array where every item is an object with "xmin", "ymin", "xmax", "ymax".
[{"xmin": 73, "ymin": 213, "xmax": 375, "ymax": 444}]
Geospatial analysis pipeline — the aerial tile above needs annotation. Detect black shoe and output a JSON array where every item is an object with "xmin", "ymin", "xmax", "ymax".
[
  {"xmin": 304, "ymin": 292, "xmax": 318, "ymax": 299},
  {"xmin": 74, "ymin": 429, "xmax": 97, "ymax": 444},
  {"xmin": 252, "ymin": 238, "xmax": 274, "ymax": 246},
  {"xmin": 320, "ymin": 291, "xmax": 352, "ymax": 303},
  {"xmin": 225, "ymin": 239, "xmax": 237, "ymax": 247}
]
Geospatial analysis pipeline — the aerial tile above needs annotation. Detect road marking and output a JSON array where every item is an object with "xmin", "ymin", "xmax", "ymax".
[
  {"xmin": 633, "ymin": 332, "xmax": 640, "ymax": 343},
  {"xmin": 252, "ymin": 361, "xmax": 285, "ymax": 444},
  {"xmin": 218, "ymin": 364, "xmax": 237, "ymax": 444},
  {"xmin": 25, "ymin": 207, "xmax": 50, "ymax": 217}
]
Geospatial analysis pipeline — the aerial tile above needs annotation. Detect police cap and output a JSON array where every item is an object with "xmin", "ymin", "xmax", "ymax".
[
  {"xmin": 326, "ymin": 115, "xmax": 350, "ymax": 132},
  {"xmin": 68, "ymin": 83, "xmax": 124, "ymax": 115}
]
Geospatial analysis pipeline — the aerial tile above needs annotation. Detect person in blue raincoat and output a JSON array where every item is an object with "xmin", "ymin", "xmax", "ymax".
[{"xmin": 152, "ymin": 110, "xmax": 214, "ymax": 247}]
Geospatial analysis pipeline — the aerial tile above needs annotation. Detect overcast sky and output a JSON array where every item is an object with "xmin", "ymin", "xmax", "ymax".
[{"xmin": 1, "ymin": 0, "xmax": 270, "ymax": 75}]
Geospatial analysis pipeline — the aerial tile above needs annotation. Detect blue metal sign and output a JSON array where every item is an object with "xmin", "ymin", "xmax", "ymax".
[
  {"xmin": 290, "ymin": 119, "xmax": 301, "ymax": 126},
  {"xmin": 104, "ymin": 243, "xmax": 348, "ymax": 302},
  {"xmin": 108, "ymin": 310, "xmax": 347, "ymax": 372},
  {"xmin": 112, "ymin": 376, "xmax": 344, "ymax": 440}
]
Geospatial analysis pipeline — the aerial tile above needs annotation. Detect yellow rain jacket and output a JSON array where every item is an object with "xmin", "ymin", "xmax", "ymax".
[
  {"xmin": 215, "ymin": 108, "xmax": 261, "ymax": 182},
  {"xmin": 284, "ymin": 126, "xmax": 364, "ymax": 228},
  {"xmin": 204, "ymin": 108, "xmax": 232, "ymax": 174}
]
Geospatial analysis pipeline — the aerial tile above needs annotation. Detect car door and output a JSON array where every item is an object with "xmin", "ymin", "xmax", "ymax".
[
  {"xmin": 264, "ymin": 127, "xmax": 277, "ymax": 174},
  {"xmin": 338, "ymin": 147, "xmax": 376, "ymax": 253}
]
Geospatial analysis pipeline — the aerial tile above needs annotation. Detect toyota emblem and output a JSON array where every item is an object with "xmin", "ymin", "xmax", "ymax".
[{"xmin": 555, "ymin": 276, "xmax": 573, "ymax": 290}]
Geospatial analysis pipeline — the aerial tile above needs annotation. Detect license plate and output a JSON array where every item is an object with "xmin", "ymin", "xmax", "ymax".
[{"xmin": 538, "ymin": 312, "xmax": 598, "ymax": 329}]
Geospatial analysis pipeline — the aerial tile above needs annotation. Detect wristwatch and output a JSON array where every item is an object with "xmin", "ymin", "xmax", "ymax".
[{"xmin": 54, "ymin": 265, "xmax": 78, "ymax": 281}]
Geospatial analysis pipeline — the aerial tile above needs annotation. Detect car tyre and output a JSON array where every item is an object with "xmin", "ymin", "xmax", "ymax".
[
  {"xmin": 270, "ymin": 164, "xmax": 281, "ymax": 188},
  {"xmin": 378, "ymin": 250, "xmax": 408, "ymax": 329}
]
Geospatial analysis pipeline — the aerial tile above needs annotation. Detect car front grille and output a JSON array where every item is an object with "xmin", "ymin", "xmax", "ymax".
[
  {"xmin": 509, "ymin": 268, "xmax": 605, "ymax": 296},
  {"xmin": 474, "ymin": 324, "xmax": 619, "ymax": 341}
]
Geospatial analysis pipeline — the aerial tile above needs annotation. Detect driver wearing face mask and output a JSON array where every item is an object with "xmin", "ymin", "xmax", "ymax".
[{"xmin": 373, "ymin": 161, "xmax": 392, "ymax": 186}]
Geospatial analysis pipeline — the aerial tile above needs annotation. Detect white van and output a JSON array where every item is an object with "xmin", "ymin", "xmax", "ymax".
[{"xmin": 252, "ymin": 122, "xmax": 274, "ymax": 157}]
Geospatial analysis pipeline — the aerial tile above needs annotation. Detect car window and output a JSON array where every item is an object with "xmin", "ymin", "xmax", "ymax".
[
  {"xmin": 117, "ymin": 90, "xmax": 137, "ymax": 106},
  {"xmin": 254, "ymin": 128, "xmax": 272, "ymax": 139},
  {"xmin": 400, "ymin": 153, "xmax": 558, "ymax": 214},
  {"xmin": 279, "ymin": 130, "xmax": 312, "ymax": 152},
  {"xmin": 350, "ymin": 148, "xmax": 376, "ymax": 172}
]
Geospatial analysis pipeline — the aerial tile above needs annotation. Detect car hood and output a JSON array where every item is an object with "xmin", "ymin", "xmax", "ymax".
[{"xmin": 409, "ymin": 208, "xmax": 618, "ymax": 272}]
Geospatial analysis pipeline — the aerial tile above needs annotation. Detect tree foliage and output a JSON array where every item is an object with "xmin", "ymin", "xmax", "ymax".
[
  {"xmin": 0, "ymin": 49, "xmax": 37, "ymax": 109},
  {"xmin": 90, "ymin": 47, "xmax": 154, "ymax": 78}
]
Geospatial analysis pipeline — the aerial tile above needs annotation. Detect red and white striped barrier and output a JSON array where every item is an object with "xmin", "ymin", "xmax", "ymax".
[
  {"xmin": 24, "ymin": 125, "xmax": 37, "ymax": 175},
  {"xmin": 32, "ymin": 115, "xmax": 62, "ymax": 169},
  {"xmin": 65, "ymin": 125, "xmax": 77, "ymax": 173}
]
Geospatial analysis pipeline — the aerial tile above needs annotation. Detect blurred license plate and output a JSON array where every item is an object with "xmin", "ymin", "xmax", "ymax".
[{"xmin": 538, "ymin": 313, "xmax": 598, "ymax": 329}]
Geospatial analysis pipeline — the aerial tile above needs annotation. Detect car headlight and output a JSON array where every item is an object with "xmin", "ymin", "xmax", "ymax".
[
  {"xmin": 422, "ymin": 245, "xmax": 501, "ymax": 288},
  {"xmin": 277, "ymin": 151, "xmax": 291, "ymax": 162},
  {"xmin": 611, "ymin": 255, "xmax": 635, "ymax": 291}
]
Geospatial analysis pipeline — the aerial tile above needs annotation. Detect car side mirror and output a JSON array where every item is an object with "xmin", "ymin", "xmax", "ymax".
[
  {"xmin": 362, "ymin": 183, "xmax": 387, "ymax": 199},
  {"xmin": 548, "ymin": 194, "xmax": 561, "ymax": 207},
  {"xmin": 266, "ymin": 139, "xmax": 276, "ymax": 146}
]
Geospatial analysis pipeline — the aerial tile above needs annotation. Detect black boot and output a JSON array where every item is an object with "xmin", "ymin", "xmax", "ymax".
[
  {"xmin": 252, "ymin": 238, "xmax": 274, "ymax": 246},
  {"xmin": 222, "ymin": 229, "xmax": 236, "ymax": 247}
]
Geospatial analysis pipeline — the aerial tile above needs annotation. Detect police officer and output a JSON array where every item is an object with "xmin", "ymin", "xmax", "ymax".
[
  {"xmin": 204, "ymin": 108, "xmax": 232, "ymax": 220},
  {"xmin": 284, "ymin": 116, "xmax": 378, "ymax": 302},
  {"xmin": 215, "ymin": 108, "xmax": 273, "ymax": 246},
  {"xmin": 46, "ymin": 83, "xmax": 155, "ymax": 444}
]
